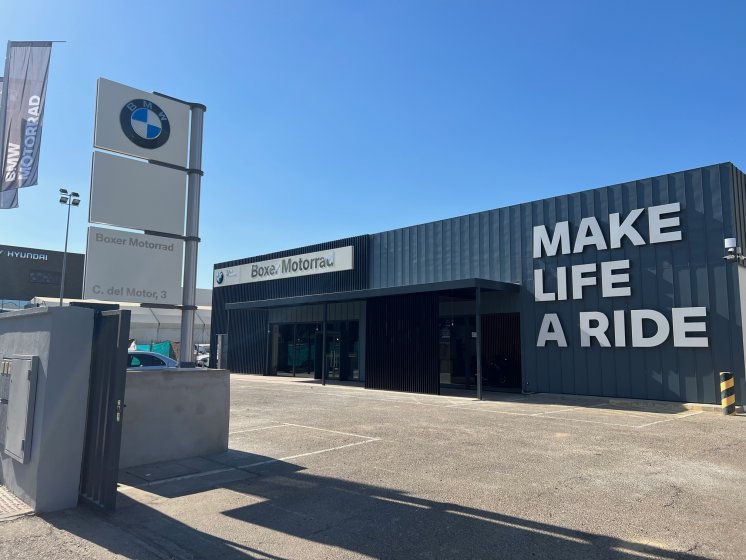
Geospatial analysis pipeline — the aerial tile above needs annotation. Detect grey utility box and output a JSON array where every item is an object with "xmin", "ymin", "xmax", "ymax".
[
  {"xmin": 1, "ymin": 356, "xmax": 39, "ymax": 464},
  {"xmin": 0, "ymin": 307, "xmax": 95, "ymax": 513}
]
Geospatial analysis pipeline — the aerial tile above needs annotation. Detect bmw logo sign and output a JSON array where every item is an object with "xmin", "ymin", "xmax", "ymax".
[
  {"xmin": 120, "ymin": 99, "xmax": 171, "ymax": 149},
  {"xmin": 216, "ymin": 271, "xmax": 224, "ymax": 285}
]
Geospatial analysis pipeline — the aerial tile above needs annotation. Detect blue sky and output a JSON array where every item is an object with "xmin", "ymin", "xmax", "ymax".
[{"xmin": 1, "ymin": 0, "xmax": 745, "ymax": 288}]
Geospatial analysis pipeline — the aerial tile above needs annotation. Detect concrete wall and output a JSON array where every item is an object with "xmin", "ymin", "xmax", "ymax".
[
  {"xmin": 0, "ymin": 307, "xmax": 94, "ymax": 512},
  {"xmin": 120, "ymin": 369, "xmax": 230, "ymax": 469}
]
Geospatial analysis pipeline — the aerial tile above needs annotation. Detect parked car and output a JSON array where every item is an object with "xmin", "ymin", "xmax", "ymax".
[
  {"xmin": 127, "ymin": 351, "xmax": 179, "ymax": 370},
  {"xmin": 196, "ymin": 354, "xmax": 210, "ymax": 368}
]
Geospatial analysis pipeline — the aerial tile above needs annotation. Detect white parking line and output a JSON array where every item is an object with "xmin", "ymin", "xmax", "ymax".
[
  {"xmin": 233, "ymin": 377, "xmax": 702, "ymax": 430},
  {"xmin": 281, "ymin": 422, "xmax": 378, "ymax": 440},
  {"xmin": 239, "ymin": 438, "xmax": 381, "ymax": 469},
  {"xmin": 636, "ymin": 410, "xmax": 703, "ymax": 428},
  {"xmin": 445, "ymin": 401, "xmax": 482, "ymax": 408},
  {"xmin": 230, "ymin": 422, "xmax": 377, "ymax": 440},
  {"xmin": 533, "ymin": 405, "xmax": 600, "ymax": 416},
  {"xmin": 128, "ymin": 438, "xmax": 381, "ymax": 488},
  {"xmin": 229, "ymin": 424, "xmax": 287, "ymax": 435},
  {"xmin": 537, "ymin": 414, "xmax": 647, "ymax": 429}
]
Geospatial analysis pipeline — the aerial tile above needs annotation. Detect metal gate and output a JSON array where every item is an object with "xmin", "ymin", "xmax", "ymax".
[{"xmin": 78, "ymin": 306, "xmax": 131, "ymax": 511}]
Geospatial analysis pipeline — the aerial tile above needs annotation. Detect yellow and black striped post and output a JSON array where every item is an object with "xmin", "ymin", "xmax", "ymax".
[{"xmin": 720, "ymin": 372, "xmax": 736, "ymax": 416}]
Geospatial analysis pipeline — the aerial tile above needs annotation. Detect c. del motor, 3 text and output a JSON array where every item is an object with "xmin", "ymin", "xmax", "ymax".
[{"xmin": 89, "ymin": 284, "xmax": 168, "ymax": 300}]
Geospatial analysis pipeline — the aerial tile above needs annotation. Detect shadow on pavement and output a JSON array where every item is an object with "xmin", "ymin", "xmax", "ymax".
[{"xmin": 40, "ymin": 450, "xmax": 709, "ymax": 560}]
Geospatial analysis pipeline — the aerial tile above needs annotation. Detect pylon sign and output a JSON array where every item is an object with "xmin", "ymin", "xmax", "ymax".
[
  {"xmin": 89, "ymin": 151, "xmax": 186, "ymax": 236},
  {"xmin": 85, "ymin": 78, "xmax": 192, "ymax": 306},
  {"xmin": 83, "ymin": 227, "xmax": 184, "ymax": 305},
  {"xmin": 93, "ymin": 78, "xmax": 189, "ymax": 167}
]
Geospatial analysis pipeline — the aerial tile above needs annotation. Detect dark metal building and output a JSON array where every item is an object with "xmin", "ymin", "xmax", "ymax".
[
  {"xmin": 0, "ymin": 244, "xmax": 84, "ymax": 307},
  {"xmin": 210, "ymin": 163, "xmax": 746, "ymax": 405}
]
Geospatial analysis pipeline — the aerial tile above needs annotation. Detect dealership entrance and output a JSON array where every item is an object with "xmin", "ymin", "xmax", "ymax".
[
  {"xmin": 438, "ymin": 313, "xmax": 522, "ymax": 391},
  {"xmin": 222, "ymin": 279, "xmax": 521, "ymax": 397},
  {"xmin": 268, "ymin": 320, "xmax": 361, "ymax": 381},
  {"xmin": 213, "ymin": 164, "xmax": 746, "ymax": 406},
  {"xmin": 437, "ymin": 287, "xmax": 522, "ymax": 393}
]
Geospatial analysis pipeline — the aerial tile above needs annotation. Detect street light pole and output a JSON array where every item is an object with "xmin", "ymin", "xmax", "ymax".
[{"xmin": 58, "ymin": 189, "xmax": 80, "ymax": 307}]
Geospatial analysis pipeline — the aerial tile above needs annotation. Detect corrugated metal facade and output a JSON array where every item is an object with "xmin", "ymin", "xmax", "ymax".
[
  {"xmin": 226, "ymin": 309, "xmax": 267, "ymax": 374},
  {"xmin": 365, "ymin": 294, "xmax": 440, "ymax": 394},
  {"xmin": 367, "ymin": 163, "xmax": 746, "ymax": 404},
  {"xmin": 211, "ymin": 163, "xmax": 746, "ymax": 404},
  {"xmin": 481, "ymin": 313, "xmax": 522, "ymax": 389}
]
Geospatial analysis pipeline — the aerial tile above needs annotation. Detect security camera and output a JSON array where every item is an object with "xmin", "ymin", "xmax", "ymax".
[{"xmin": 723, "ymin": 238, "xmax": 744, "ymax": 263}]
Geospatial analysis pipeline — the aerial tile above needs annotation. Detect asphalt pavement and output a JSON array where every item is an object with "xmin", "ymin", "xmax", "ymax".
[{"xmin": 1, "ymin": 374, "xmax": 745, "ymax": 559}]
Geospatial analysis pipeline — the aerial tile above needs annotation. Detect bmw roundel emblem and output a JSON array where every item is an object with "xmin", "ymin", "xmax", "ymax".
[
  {"xmin": 120, "ymin": 99, "xmax": 171, "ymax": 149},
  {"xmin": 216, "ymin": 271, "xmax": 224, "ymax": 285}
]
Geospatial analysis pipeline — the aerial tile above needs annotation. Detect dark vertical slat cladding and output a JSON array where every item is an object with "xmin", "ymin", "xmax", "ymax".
[
  {"xmin": 658, "ymin": 175, "xmax": 677, "ymax": 401},
  {"xmin": 211, "ymin": 163, "xmax": 745, "ymax": 404},
  {"xmin": 367, "ymin": 163, "xmax": 745, "ymax": 404},
  {"xmin": 703, "ymin": 166, "xmax": 723, "ymax": 404},
  {"xmin": 731, "ymin": 164, "xmax": 746, "ymax": 251},
  {"xmin": 365, "ymin": 294, "xmax": 439, "ymax": 394},
  {"xmin": 226, "ymin": 309, "xmax": 268, "ymax": 374},
  {"xmin": 481, "ymin": 313, "xmax": 521, "ymax": 386},
  {"xmin": 209, "ymin": 236, "xmax": 369, "ymax": 371},
  {"xmin": 641, "ymin": 177, "xmax": 662, "ymax": 401},
  {"xmin": 729, "ymin": 165, "xmax": 746, "ymax": 403}
]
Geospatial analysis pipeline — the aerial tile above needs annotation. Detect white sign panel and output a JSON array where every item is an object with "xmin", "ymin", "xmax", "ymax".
[
  {"xmin": 214, "ymin": 246, "xmax": 354, "ymax": 287},
  {"xmin": 89, "ymin": 151, "xmax": 186, "ymax": 235},
  {"xmin": 93, "ymin": 78, "xmax": 190, "ymax": 168},
  {"xmin": 84, "ymin": 227, "xmax": 184, "ymax": 305}
]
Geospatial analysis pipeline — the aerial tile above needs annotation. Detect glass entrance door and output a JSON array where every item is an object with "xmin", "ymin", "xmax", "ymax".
[
  {"xmin": 438, "ymin": 317, "xmax": 477, "ymax": 387},
  {"xmin": 324, "ymin": 321, "xmax": 360, "ymax": 381},
  {"xmin": 293, "ymin": 323, "xmax": 319, "ymax": 377},
  {"xmin": 269, "ymin": 324, "xmax": 294, "ymax": 376},
  {"xmin": 269, "ymin": 320, "xmax": 360, "ymax": 381},
  {"xmin": 325, "ymin": 331, "xmax": 342, "ymax": 379},
  {"xmin": 270, "ymin": 323, "xmax": 320, "ymax": 377}
]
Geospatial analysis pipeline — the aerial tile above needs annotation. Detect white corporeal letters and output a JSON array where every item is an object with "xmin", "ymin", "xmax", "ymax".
[
  {"xmin": 532, "ymin": 203, "xmax": 682, "ymax": 258},
  {"xmin": 536, "ymin": 314, "xmax": 568, "ymax": 347},
  {"xmin": 532, "ymin": 202, "xmax": 708, "ymax": 349}
]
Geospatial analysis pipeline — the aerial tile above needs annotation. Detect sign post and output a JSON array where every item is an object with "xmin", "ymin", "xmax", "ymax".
[
  {"xmin": 179, "ymin": 103, "xmax": 205, "ymax": 366},
  {"xmin": 85, "ymin": 78, "xmax": 204, "ymax": 366}
]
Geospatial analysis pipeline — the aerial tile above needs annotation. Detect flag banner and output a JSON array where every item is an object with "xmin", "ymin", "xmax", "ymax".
[
  {"xmin": 0, "ymin": 188, "xmax": 18, "ymax": 209},
  {"xmin": 0, "ymin": 41, "xmax": 53, "ymax": 192},
  {"xmin": 0, "ymin": 77, "xmax": 18, "ymax": 209}
]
